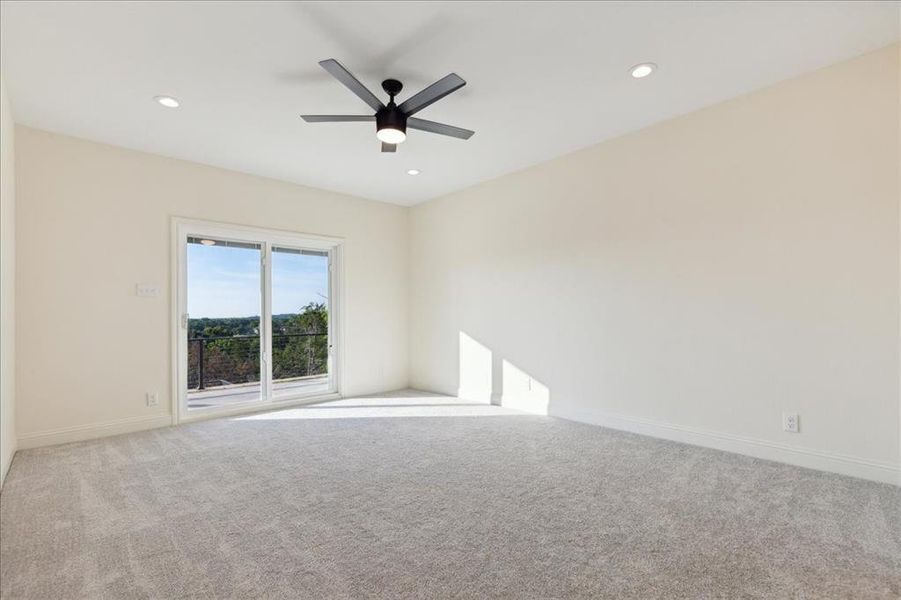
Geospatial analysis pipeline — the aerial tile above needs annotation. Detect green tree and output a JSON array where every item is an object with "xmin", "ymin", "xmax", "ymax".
[
  {"xmin": 187, "ymin": 305, "xmax": 327, "ymax": 388},
  {"xmin": 273, "ymin": 303, "xmax": 328, "ymax": 379}
]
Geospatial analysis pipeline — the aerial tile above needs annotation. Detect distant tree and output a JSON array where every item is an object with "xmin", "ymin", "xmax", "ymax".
[
  {"xmin": 201, "ymin": 325, "xmax": 230, "ymax": 338},
  {"xmin": 285, "ymin": 302, "xmax": 327, "ymax": 334},
  {"xmin": 188, "ymin": 304, "xmax": 328, "ymax": 389},
  {"xmin": 273, "ymin": 303, "xmax": 328, "ymax": 380}
]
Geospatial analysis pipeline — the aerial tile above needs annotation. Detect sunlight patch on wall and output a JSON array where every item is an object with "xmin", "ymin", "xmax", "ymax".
[
  {"xmin": 458, "ymin": 331, "xmax": 492, "ymax": 403},
  {"xmin": 501, "ymin": 359, "xmax": 549, "ymax": 415}
]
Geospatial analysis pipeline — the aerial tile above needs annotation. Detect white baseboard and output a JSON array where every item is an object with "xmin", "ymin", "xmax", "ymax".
[
  {"xmin": 0, "ymin": 446, "xmax": 15, "ymax": 489},
  {"xmin": 499, "ymin": 393, "xmax": 550, "ymax": 415},
  {"xmin": 558, "ymin": 407, "xmax": 900, "ymax": 486},
  {"xmin": 15, "ymin": 398, "xmax": 900, "ymax": 486},
  {"xmin": 17, "ymin": 414, "xmax": 172, "ymax": 450},
  {"xmin": 457, "ymin": 388, "xmax": 494, "ymax": 403}
]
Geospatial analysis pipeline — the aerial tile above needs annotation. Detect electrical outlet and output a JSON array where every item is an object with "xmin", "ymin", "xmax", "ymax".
[
  {"xmin": 782, "ymin": 412, "xmax": 799, "ymax": 433},
  {"xmin": 145, "ymin": 392, "xmax": 159, "ymax": 407}
]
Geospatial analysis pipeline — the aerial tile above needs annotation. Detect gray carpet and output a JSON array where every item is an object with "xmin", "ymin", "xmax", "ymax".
[{"xmin": 1, "ymin": 391, "xmax": 899, "ymax": 599}]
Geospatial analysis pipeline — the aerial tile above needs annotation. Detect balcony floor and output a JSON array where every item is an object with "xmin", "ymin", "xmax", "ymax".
[{"xmin": 187, "ymin": 375, "xmax": 329, "ymax": 409}]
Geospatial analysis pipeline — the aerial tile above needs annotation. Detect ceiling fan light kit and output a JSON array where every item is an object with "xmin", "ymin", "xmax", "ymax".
[
  {"xmin": 375, "ymin": 79, "xmax": 407, "ymax": 144},
  {"xmin": 301, "ymin": 59, "xmax": 474, "ymax": 153}
]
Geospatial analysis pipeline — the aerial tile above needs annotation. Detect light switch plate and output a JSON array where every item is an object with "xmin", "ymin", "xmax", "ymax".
[{"xmin": 136, "ymin": 283, "xmax": 159, "ymax": 298}]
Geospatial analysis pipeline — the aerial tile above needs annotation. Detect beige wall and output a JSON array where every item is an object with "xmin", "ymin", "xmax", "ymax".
[
  {"xmin": 1, "ymin": 74, "xmax": 16, "ymax": 485},
  {"xmin": 409, "ymin": 46, "xmax": 900, "ymax": 483},
  {"xmin": 7, "ymin": 45, "xmax": 899, "ymax": 484},
  {"xmin": 14, "ymin": 128, "xmax": 408, "ymax": 444}
]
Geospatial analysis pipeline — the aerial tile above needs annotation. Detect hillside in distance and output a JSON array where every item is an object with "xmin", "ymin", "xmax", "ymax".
[{"xmin": 188, "ymin": 303, "xmax": 327, "ymax": 338}]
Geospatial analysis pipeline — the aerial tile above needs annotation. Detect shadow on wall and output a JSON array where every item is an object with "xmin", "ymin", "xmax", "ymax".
[{"xmin": 458, "ymin": 331, "xmax": 550, "ymax": 415}]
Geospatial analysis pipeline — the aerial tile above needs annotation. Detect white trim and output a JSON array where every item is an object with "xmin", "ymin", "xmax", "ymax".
[
  {"xmin": 500, "ymin": 393, "xmax": 549, "ymax": 415},
  {"xmin": 261, "ymin": 241, "xmax": 273, "ymax": 403},
  {"xmin": 170, "ymin": 217, "xmax": 344, "ymax": 424},
  {"xmin": 169, "ymin": 217, "xmax": 182, "ymax": 426},
  {"xmin": 16, "ymin": 392, "xmax": 341, "ymax": 450},
  {"xmin": 171, "ymin": 216, "xmax": 343, "ymax": 249},
  {"xmin": 328, "ymin": 246, "xmax": 345, "ymax": 395},
  {"xmin": 456, "ymin": 387, "xmax": 494, "ymax": 403},
  {"xmin": 558, "ymin": 407, "xmax": 901, "ymax": 486},
  {"xmin": 17, "ymin": 415, "xmax": 172, "ymax": 450},
  {"xmin": 0, "ymin": 447, "xmax": 15, "ymax": 489}
]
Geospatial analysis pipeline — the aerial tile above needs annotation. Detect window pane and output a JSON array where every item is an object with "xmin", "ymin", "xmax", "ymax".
[
  {"xmin": 186, "ymin": 237, "xmax": 262, "ymax": 409},
  {"xmin": 271, "ymin": 246, "xmax": 329, "ymax": 399}
]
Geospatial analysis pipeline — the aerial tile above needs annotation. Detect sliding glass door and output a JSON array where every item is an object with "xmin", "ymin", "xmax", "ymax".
[
  {"xmin": 186, "ymin": 237, "xmax": 264, "ymax": 409},
  {"xmin": 270, "ymin": 246, "xmax": 331, "ymax": 400},
  {"xmin": 174, "ymin": 219, "xmax": 340, "ymax": 421}
]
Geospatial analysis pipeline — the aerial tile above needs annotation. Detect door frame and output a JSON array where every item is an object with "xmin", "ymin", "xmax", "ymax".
[{"xmin": 170, "ymin": 217, "xmax": 344, "ymax": 424}]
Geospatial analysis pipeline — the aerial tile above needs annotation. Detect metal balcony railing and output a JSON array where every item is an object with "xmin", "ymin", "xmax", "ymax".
[{"xmin": 187, "ymin": 333, "xmax": 327, "ymax": 390}]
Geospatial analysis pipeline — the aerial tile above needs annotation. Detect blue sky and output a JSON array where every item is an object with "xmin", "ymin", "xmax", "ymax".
[{"xmin": 187, "ymin": 244, "xmax": 328, "ymax": 317}]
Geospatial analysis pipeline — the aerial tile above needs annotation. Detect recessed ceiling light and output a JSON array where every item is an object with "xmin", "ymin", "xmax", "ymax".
[
  {"xmin": 154, "ymin": 95, "xmax": 180, "ymax": 108},
  {"xmin": 407, "ymin": 169, "xmax": 421, "ymax": 176},
  {"xmin": 630, "ymin": 63, "xmax": 657, "ymax": 79},
  {"xmin": 199, "ymin": 239, "xmax": 216, "ymax": 246}
]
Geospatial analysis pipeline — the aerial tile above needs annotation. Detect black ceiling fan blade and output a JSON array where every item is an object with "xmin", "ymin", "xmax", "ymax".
[
  {"xmin": 381, "ymin": 142, "xmax": 397, "ymax": 153},
  {"xmin": 319, "ymin": 59, "xmax": 385, "ymax": 112},
  {"xmin": 301, "ymin": 115, "xmax": 376, "ymax": 123},
  {"xmin": 397, "ymin": 73, "xmax": 466, "ymax": 116},
  {"xmin": 407, "ymin": 117, "xmax": 474, "ymax": 140}
]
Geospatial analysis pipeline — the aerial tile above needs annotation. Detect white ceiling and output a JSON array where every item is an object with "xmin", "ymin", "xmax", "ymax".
[{"xmin": 1, "ymin": 1, "xmax": 898, "ymax": 205}]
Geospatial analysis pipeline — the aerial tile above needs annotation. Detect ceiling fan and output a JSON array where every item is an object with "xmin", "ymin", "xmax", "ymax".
[{"xmin": 301, "ymin": 59, "xmax": 474, "ymax": 153}]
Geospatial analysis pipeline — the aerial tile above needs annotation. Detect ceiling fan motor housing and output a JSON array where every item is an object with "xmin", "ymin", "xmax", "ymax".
[{"xmin": 376, "ymin": 104, "xmax": 407, "ymax": 137}]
